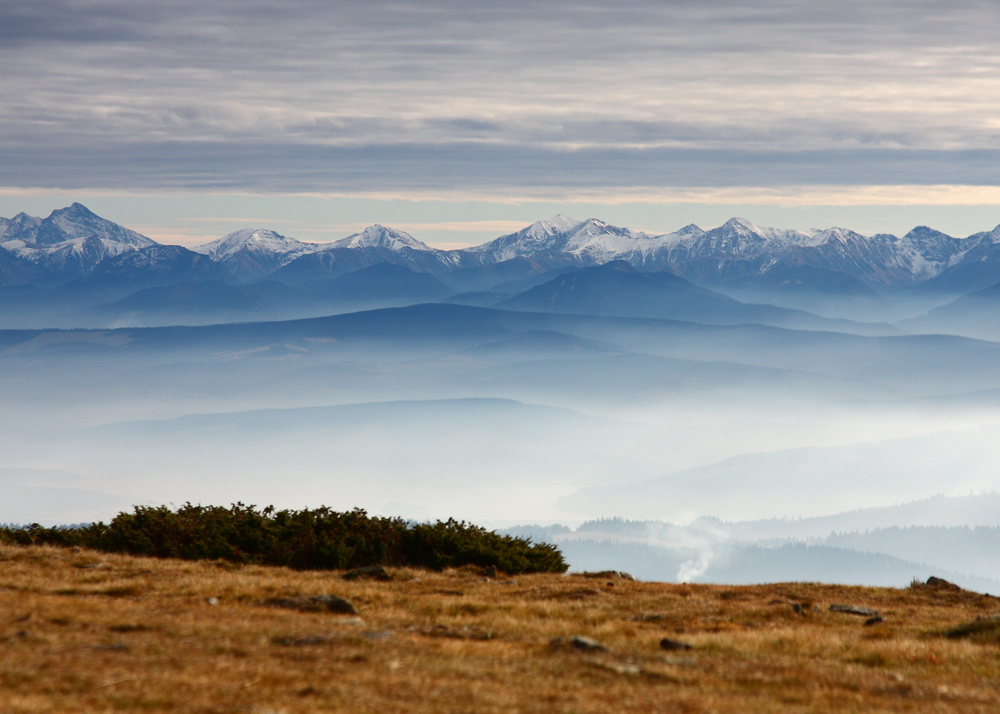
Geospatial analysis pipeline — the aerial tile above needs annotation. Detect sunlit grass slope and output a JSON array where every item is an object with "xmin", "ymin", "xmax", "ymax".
[{"xmin": 3, "ymin": 544, "xmax": 1000, "ymax": 713}]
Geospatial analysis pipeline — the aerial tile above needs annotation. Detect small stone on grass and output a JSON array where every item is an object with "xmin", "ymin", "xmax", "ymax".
[
  {"xmin": 342, "ymin": 566, "xmax": 391, "ymax": 581},
  {"xmin": 660, "ymin": 638, "xmax": 693, "ymax": 651}
]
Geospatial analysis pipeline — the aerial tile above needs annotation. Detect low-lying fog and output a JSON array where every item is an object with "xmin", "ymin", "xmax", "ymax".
[{"xmin": 3, "ymin": 306, "xmax": 1000, "ymax": 588}]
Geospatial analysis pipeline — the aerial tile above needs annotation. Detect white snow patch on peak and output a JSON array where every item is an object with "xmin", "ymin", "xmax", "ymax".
[
  {"xmin": 330, "ymin": 225, "xmax": 432, "ymax": 252},
  {"xmin": 530, "ymin": 214, "xmax": 580, "ymax": 236},
  {"xmin": 563, "ymin": 218, "xmax": 649, "ymax": 244},
  {"xmin": 558, "ymin": 218, "xmax": 660, "ymax": 261},
  {"xmin": 674, "ymin": 223, "xmax": 704, "ymax": 236},
  {"xmin": 803, "ymin": 226, "xmax": 868, "ymax": 247},
  {"xmin": 40, "ymin": 203, "xmax": 156, "ymax": 248},
  {"xmin": 465, "ymin": 215, "xmax": 581, "ymax": 256},
  {"xmin": 193, "ymin": 229, "xmax": 316, "ymax": 259},
  {"xmin": 715, "ymin": 217, "xmax": 816, "ymax": 246},
  {"xmin": 984, "ymin": 224, "xmax": 1000, "ymax": 244}
]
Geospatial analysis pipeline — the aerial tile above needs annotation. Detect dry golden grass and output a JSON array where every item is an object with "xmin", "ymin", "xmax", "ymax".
[{"xmin": 3, "ymin": 544, "xmax": 1000, "ymax": 713}]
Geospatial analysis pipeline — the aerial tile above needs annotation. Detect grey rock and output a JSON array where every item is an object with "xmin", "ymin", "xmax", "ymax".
[
  {"xmin": 660, "ymin": 638, "xmax": 693, "ymax": 651},
  {"xmin": 829, "ymin": 604, "xmax": 879, "ymax": 617},
  {"xmin": 572, "ymin": 636, "xmax": 606, "ymax": 651},
  {"xmin": 264, "ymin": 595, "xmax": 357, "ymax": 614},
  {"xmin": 581, "ymin": 570, "xmax": 635, "ymax": 581},
  {"xmin": 925, "ymin": 576, "xmax": 962, "ymax": 591},
  {"xmin": 342, "ymin": 566, "xmax": 392, "ymax": 581}
]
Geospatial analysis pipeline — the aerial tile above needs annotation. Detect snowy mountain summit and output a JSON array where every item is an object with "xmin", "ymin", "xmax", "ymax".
[
  {"xmin": 471, "ymin": 215, "xmax": 671, "ymax": 264},
  {"xmin": 466, "ymin": 215, "xmax": 581, "ymax": 262},
  {"xmin": 193, "ymin": 228, "xmax": 317, "ymax": 261},
  {"xmin": 193, "ymin": 229, "xmax": 318, "ymax": 282},
  {"xmin": 0, "ymin": 203, "xmax": 157, "ymax": 279},
  {"xmin": 330, "ymin": 225, "xmax": 433, "ymax": 252},
  {"xmin": 0, "ymin": 202, "xmax": 155, "ymax": 250}
]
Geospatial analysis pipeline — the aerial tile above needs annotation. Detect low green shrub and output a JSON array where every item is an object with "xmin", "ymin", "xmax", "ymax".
[{"xmin": 0, "ymin": 503, "xmax": 567, "ymax": 574}]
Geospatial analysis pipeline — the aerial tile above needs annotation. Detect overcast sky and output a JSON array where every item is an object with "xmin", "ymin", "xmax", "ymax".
[{"xmin": 2, "ymin": 0, "xmax": 999, "ymax": 243}]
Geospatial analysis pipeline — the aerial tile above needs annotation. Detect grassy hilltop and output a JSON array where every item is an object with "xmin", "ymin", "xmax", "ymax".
[{"xmin": 3, "ymin": 541, "xmax": 1000, "ymax": 713}]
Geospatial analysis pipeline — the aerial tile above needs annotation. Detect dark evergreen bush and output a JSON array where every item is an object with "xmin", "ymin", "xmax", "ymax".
[{"xmin": 0, "ymin": 503, "xmax": 567, "ymax": 574}]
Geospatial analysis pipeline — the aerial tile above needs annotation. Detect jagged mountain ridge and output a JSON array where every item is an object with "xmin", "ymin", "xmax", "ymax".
[
  {"xmin": 4, "ymin": 204, "xmax": 1000, "ymax": 297},
  {"xmin": 457, "ymin": 215, "xmax": 1000, "ymax": 293}
]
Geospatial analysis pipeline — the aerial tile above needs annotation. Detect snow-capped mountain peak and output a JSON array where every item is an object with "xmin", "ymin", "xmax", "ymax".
[
  {"xmin": 193, "ymin": 228, "xmax": 316, "ymax": 261},
  {"xmin": 463, "ymin": 216, "xmax": 582, "ymax": 261},
  {"xmin": 190, "ymin": 228, "xmax": 320, "ymax": 282},
  {"xmin": 561, "ymin": 218, "xmax": 652, "ymax": 252},
  {"xmin": 0, "ymin": 203, "xmax": 157, "ymax": 280},
  {"xmin": 673, "ymin": 223, "xmax": 704, "ymax": 237},
  {"xmin": 807, "ymin": 226, "xmax": 869, "ymax": 247},
  {"xmin": 525, "ymin": 214, "xmax": 580, "ymax": 239},
  {"xmin": 330, "ymin": 225, "xmax": 433, "ymax": 252},
  {"xmin": 719, "ymin": 217, "xmax": 814, "ymax": 245},
  {"xmin": 33, "ymin": 202, "xmax": 156, "ymax": 248}
]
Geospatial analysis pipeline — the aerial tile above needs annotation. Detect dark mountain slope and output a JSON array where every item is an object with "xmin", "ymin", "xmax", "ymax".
[
  {"xmin": 899, "ymin": 281, "xmax": 1000, "ymax": 340},
  {"xmin": 100, "ymin": 280, "xmax": 310, "ymax": 325},
  {"xmin": 498, "ymin": 261, "xmax": 896, "ymax": 336},
  {"xmin": 298, "ymin": 262, "xmax": 454, "ymax": 306},
  {"xmin": 0, "ymin": 248, "xmax": 51, "ymax": 287},
  {"xmin": 267, "ymin": 246, "xmax": 457, "ymax": 284}
]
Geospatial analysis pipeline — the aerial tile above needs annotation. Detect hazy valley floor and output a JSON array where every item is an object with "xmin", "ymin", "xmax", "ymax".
[{"xmin": 3, "ymin": 304, "xmax": 1000, "ymax": 587}]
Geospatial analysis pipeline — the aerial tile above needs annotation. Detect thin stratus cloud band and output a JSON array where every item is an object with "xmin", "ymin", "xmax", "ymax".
[
  {"xmin": 4, "ymin": 185, "xmax": 1000, "ymax": 208},
  {"xmin": 2, "ymin": 0, "xmax": 1000, "ymax": 195}
]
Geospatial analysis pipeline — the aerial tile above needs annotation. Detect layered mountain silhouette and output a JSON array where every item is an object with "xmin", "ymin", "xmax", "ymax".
[
  {"xmin": 497, "ymin": 261, "xmax": 896, "ymax": 335},
  {"xmin": 98, "ymin": 263, "xmax": 456, "ymax": 326},
  {"xmin": 899, "ymin": 280, "xmax": 1000, "ymax": 340}
]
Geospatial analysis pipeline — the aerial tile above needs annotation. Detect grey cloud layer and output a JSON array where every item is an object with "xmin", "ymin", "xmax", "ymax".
[{"xmin": 2, "ymin": 0, "xmax": 999, "ymax": 192}]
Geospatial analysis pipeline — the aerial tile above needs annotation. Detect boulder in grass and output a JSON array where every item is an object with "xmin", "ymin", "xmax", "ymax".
[
  {"xmin": 571, "ymin": 636, "xmax": 607, "ymax": 651},
  {"xmin": 925, "ymin": 576, "xmax": 963, "ymax": 591},
  {"xmin": 549, "ymin": 635, "xmax": 608, "ymax": 651},
  {"xmin": 264, "ymin": 595, "xmax": 357, "ymax": 614},
  {"xmin": 580, "ymin": 571, "xmax": 635, "ymax": 581},
  {"xmin": 829, "ymin": 604, "xmax": 878, "ymax": 617},
  {"xmin": 342, "ymin": 566, "xmax": 392, "ymax": 581},
  {"xmin": 660, "ymin": 638, "xmax": 693, "ymax": 651}
]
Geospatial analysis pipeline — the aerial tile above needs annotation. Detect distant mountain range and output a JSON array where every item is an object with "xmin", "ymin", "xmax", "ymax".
[{"xmin": 3, "ymin": 203, "xmax": 1000, "ymax": 331}]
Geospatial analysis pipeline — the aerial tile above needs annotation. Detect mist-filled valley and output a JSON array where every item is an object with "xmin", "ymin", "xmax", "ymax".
[{"xmin": 4, "ymin": 205, "xmax": 1000, "ymax": 590}]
